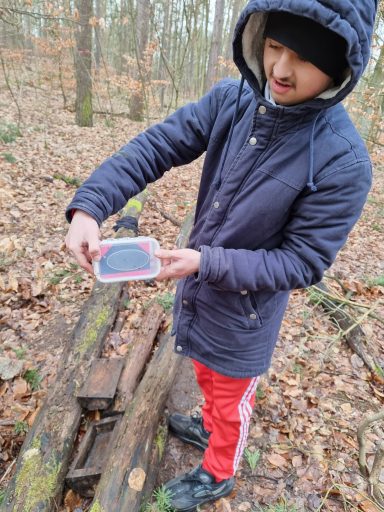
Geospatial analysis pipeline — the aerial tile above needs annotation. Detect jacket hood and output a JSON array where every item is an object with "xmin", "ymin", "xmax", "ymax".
[{"xmin": 233, "ymin": 0, "xmax": 378, "ymax": 109}]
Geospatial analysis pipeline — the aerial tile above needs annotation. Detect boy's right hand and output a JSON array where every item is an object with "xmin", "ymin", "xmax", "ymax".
[{"xmin": 65, "ymin": 210, "xmax": 101, "ymax": 274}]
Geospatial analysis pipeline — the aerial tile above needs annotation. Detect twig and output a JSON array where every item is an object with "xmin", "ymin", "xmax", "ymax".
[
  {"xmin": 0, "ymin": 458, "xmax": 16, "ymax": 484},
  {"xmin": 147, "ymin": 197, "xmax": 182, "ymax": 227},
  {"xmin": 369, "ymin": 440, "xmax": 384, "ymax": 507},
  {"xmin": 357, "ymin": 410, "xmax": 384, "ymax": 478}
]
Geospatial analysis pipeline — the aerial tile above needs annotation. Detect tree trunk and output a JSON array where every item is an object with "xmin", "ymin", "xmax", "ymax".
[
  {"xmin": 225, "ymin": 0, "xmax": 244, "ymax": 61},
  {"xmin": 204, "ymin": 0, "xmax": 225, "ymax": 92},
  {"xmin": 75, "ymin": 0, "xmax": 93, "ymax": 127},
  {"xmin": 129, "ymin": 0, "xmax": 150, "ymax": 121},
  {"xmin": 1, "ymin": 192, "xmax": 148, "ymax": 512}
]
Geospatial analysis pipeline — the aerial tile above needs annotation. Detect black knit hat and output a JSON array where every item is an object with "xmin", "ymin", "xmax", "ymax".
[{"xmin": 264, "ymin": 11, "xmax": 348, "ymax": 81}]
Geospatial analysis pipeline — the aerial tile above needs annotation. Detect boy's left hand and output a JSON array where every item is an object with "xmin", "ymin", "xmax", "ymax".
[{"xmin": 155, "ymin": 248, "xmax": 201, "ymax": 281}]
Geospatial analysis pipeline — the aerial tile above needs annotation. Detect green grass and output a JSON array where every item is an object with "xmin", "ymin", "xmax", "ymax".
[
  {"xmin": 49, "ymin": 268, "xmax": 71, "ymax": 285},
  {"xmin": 0, "ymin": 489, "xmax": 5, "ymax": 506},
  {"xmin": 2, "ymin": 152, "xmax": 17, "ymax": 163},
  {"xmin": 24, "ymin": 368, "xmax": 42, "ymax": 391},
  {"xmin": 14, "ymin": 420, "xmax": 29, "ymax": 435},
  {"xmin": 367, "ymin": 275, "xmax": 384, "ymax": 288},
  {"xmin": 53, "ymin": 173, "xmax": 82, "ymax": 187},
  {"xmin": 256, "ymin": 384, "xmax": 265, "ymax": 400},
  {"xmin": 0, "ymin": 123, "xmax": 21, "ymax": 143},
  {"xmin": 244, "ymin": 447, "xmax": 261, "ymax": 473},
  {"xmin": 14, "ymin": 346, "xmax": 27, "ymax": 359}
]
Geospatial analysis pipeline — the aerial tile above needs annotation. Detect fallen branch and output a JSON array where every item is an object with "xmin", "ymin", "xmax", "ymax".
[
  {"xmin": 308, "ymin": 281, "xmax": 383, "ymax": 377},
  {"xmin": 357, "ymin": 410, "xmax": 384, "ymax": 507}
]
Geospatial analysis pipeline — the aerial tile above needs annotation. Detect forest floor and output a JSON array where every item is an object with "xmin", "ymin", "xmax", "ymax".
[{"xmin": 0, "ymin": 85, "xmax": 383, "ymax": 512}]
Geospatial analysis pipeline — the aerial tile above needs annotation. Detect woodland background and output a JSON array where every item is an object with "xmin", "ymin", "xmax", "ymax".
[{"xmin": 0, "ymin": 1, "xmax": 383, "ymax": 511}]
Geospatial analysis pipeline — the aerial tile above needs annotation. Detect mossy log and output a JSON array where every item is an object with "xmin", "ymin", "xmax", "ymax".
[{"xmin": 1, "ymin": 191, "xmax": 148, "ymax": 512}]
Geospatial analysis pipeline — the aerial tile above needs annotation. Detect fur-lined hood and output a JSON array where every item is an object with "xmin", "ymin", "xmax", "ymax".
[{"xmin": 233, "ymin": 0, "xmax": 378, "ymax": 108}]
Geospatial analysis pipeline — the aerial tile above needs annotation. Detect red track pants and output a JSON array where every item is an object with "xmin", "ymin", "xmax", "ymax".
[{"xmin": 193, "ymin": 360, "xmax": 259, "ymax": 482}]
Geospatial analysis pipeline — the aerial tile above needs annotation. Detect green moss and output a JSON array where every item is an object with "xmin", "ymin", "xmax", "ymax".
[
  {"xmin": 125, "ymin": 197, "xmax": 143, "ymax": 214},
  {"xmin": 81, "ymin": 91, "xmax": 93, "ymax": 126},
  {"xmin": 155, "ymin": 425, "xmax": 167, "ymax": 460},
  {"xmin": 76, "ymin": 306, "xmax": 111, "ymax": 355},
  {"xmin": 14, "ymin": 448, "xmax": 61, "ymax": 512},
  {"xmin": 89, "ymin": 499, "xmax": 105, "ymax": 512}
]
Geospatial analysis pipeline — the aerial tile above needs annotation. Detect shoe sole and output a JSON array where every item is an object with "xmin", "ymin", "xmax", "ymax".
[{"xmin": 170, "ymin": 430, "xmax": 208, "ymax": 451}]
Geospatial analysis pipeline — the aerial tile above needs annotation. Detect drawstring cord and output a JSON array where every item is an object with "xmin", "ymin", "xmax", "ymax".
[
  {"xmin": 215, "ymin": 76, "xmax": 245, "ymax": 189},
  {"xmin": 307, "ymin": 111, "xmax": 322, "ymax": 192}
]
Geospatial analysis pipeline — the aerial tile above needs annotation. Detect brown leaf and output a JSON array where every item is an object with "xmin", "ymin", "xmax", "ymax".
[
  {"xmin": 267, "ymin": 453, "xmax": 287, "ymax": 468},
  {"xmin": 64, "ymin": 489, "xmax": 82, "ymax": 511},
  {"xmin": 292, "ymin": 455, "xmax": 303, "ymax": 468},
  {"xmin": 215, "ymin": 498, "xmax": 232, "ymax": 512},
  {"xmin": 13, "ymin": 377, "xmax": 29, "ymax": 399}
]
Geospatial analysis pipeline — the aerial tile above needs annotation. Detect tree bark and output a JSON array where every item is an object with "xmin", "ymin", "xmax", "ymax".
[
  {"xmin": 204, "ymin": 0, "xmax": 225, "ymax": 92},
  {"xmin": 75, "ymin": 0, "xmax": 93, "ymax": 127},
  {"xmin": 129, "ymin": 0, "xmax": 150, "ymax": 121},
  {"xmin": 112, "ymin": 302, "xmax": 164, "ymax": 413},
  {"xmin": 1, "ymin": 192, "xmax": 148, "ymax": 512}
]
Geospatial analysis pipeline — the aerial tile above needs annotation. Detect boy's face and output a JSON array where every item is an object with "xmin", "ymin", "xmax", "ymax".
[{"xmin": 263, "ymin": 38, "xmax": 333, "ymax": 105}]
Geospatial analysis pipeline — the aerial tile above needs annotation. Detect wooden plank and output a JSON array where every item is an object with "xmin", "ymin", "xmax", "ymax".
[
  {"xmin": 66, "ymin": 416, "xmax": 121, "ymax": 498},
  {"xmin": 77, "ymin": 358, "xmax": 124, "ymax": 410}
]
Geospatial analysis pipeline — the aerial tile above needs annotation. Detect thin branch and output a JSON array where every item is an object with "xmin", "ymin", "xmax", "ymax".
[
  {"xmin": 369, "ymin": 440, "xmax": 384, "ymax": 507},
  {"xmin": 357, "ymin": 410, "xmax": 384, "ymax": 478},
  {"xmin": 0, "ymin": 48, "xmax": 22, "ymax": 125}
]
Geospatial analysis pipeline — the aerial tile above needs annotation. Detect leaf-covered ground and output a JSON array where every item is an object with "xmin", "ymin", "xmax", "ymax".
[{"xmin": 0, "ymin": 85, "xmax": 383, "ymax": 512}]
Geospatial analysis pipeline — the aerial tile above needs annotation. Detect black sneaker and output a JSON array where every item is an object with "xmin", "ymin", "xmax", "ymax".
[
  {"xmin": 168, "ymin": 413, "xmax": 210, "ymax": 451},
  {"xmin": 164, "ymin": 464, "xmax": 235, "ymax": 512}
]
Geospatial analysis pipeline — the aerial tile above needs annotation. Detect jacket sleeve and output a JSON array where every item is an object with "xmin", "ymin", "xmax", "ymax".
[
  {"xmin": 198, "ymin": 159, "xmax": 372, "ymax": 291},
  {"xmin": 65, "ymin": 83, "xmax": 227, "ymax": 225}
]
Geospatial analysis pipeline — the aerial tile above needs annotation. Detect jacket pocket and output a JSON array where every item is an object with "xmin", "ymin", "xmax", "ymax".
[{"xmin": 240, "ymin": 291, "xmax": 262, "ymax": 329}]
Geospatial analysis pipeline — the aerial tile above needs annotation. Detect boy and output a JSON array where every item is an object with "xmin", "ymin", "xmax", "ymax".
[{"xmin": 66, "ymin": 1, "xmax": 377, "ymax": 510}]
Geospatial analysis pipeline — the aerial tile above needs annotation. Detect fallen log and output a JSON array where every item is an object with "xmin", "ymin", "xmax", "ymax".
[
  {"xmin": 1, "ymin": 191, "xmax": 148, "ymax": 512},
  {"xmin": 88, "ymin": 329, "xmax": 179, "ymax": 512},
  {"xmin": 88, "ymin": 211, "xmax": 195, "ymax": 512},
  {"xmin": 309, "ymin": 281, "xmax": 382, "ymax": 376}
]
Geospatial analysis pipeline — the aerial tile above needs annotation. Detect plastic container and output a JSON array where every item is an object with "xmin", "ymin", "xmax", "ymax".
[{"xmin": 93, "ymin": 237, "xmax": 161, "ymax": 283}]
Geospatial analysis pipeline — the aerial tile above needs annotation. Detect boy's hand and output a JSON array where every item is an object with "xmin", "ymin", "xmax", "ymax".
[
  {"xmin": 65, "ymin": 210, "xmax": 101, "ymax": 274},
  {"xmin": 155, "ymin": 249, "xmax": 201, "ymax": 281}
]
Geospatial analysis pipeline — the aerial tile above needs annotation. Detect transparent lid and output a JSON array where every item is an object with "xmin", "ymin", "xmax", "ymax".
[{"xmin": 93, "ymin": 237, "xmax": 161, "ymax": 283}]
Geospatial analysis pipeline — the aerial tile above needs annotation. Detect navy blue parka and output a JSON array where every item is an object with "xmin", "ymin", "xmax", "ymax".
[{"xmin": 67, "ymin": 0, "xmax": 377, "ymax": 377}]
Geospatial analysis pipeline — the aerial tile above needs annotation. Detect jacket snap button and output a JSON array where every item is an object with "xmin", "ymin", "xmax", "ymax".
[
  {"xmin": 213, "ymin": 201, "xmax": 220, "ymax": 209},
  {"xmin": 240, "ymin": 290, "xmax": 248, "ymax": 295},
  {"xmin": 249, "ymin": 137, "xmax": 257, "ymax": 146},
  {"xmin": 258, "ymin": 105, "xmax": 267, "ymax": 114},
  {"xmin": 250, "ymin": 313, "xmax": 257, "ymax": 320},
  {"xmin": 176, "ymin": 345, "xmax": 183, "ymax": 352},
  {"xmin": 182, "ymin": 299, "xmax": 188, "ymax": 306}
]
